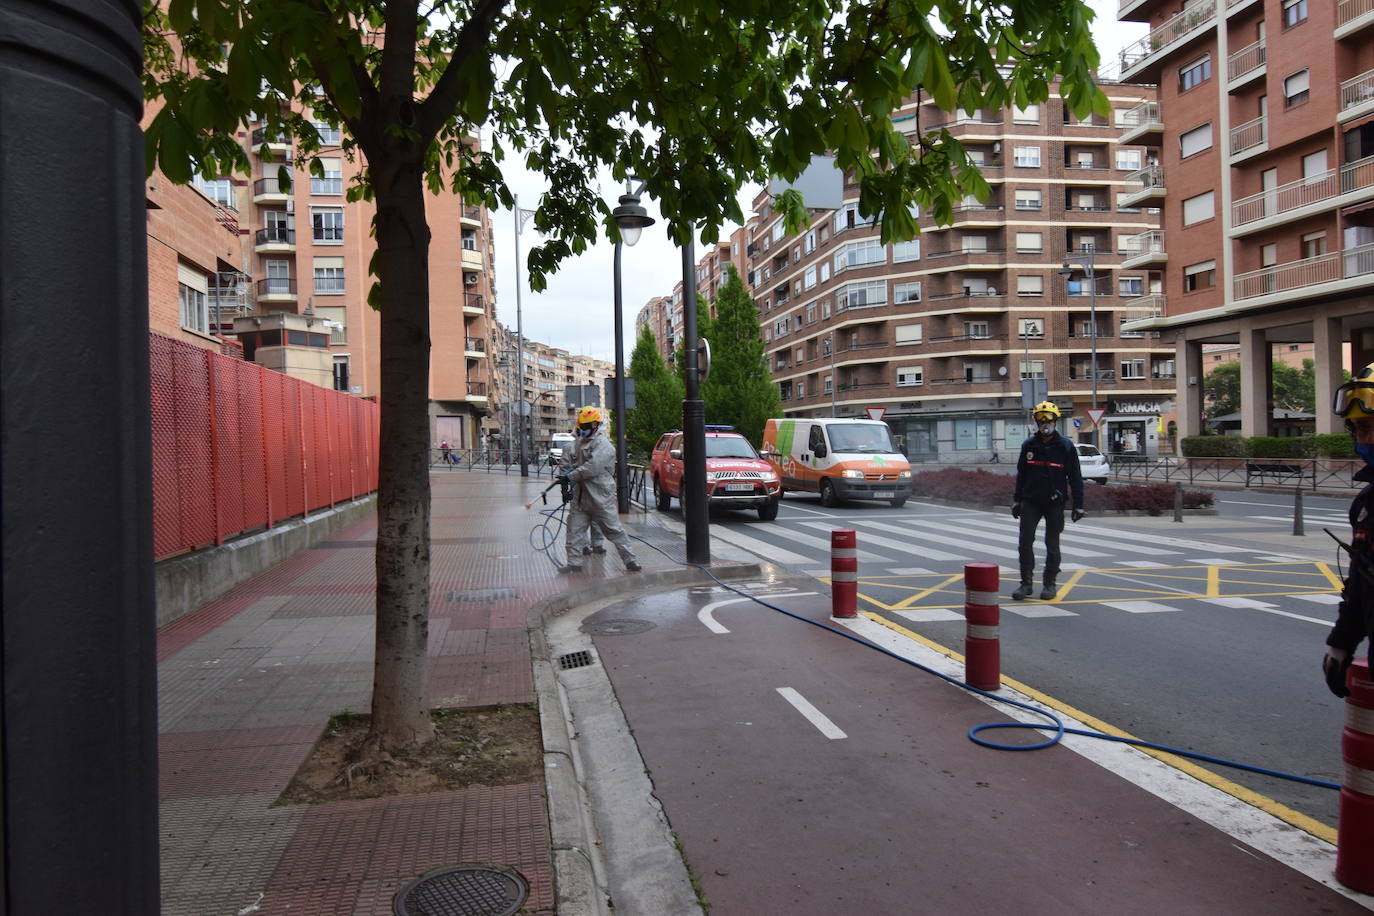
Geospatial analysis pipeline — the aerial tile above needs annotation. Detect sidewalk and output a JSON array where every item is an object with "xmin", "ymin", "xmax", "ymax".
[
  {"xmin": 157, "ymin": 470, "xmax": 1371, "ymax": 915},
  {"xmin": 156, "ymin": 469, "xmax": 762, "ymax": 915}
]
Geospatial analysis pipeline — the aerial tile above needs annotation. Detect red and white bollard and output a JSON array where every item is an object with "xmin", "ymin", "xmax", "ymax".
[
  {"xmin": 963, "ymin": 562, "xmax": 1000, "ymax": 691},
  {"xmin": 831, "ymin": 529, "xmax": 857, "ymax": 619},
  {"xmin": 1338, "ymin": 659, "xmax": 1374, "ymax": 893}
]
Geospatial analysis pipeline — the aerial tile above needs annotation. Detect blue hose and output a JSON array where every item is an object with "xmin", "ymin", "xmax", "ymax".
[{"xmin": 629, "ymin": 536, "xmax": 1339, "ymax": 792}]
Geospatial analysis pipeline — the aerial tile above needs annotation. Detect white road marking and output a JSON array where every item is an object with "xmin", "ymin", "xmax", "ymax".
[
  {"xmin": 849, "ymin": 520, "xmax": 1010, "ymax": 561},
  {"xmin": 1189, "ymin": 557, "xmax": 1249, "ymax": 566},
  {"xmin": 955, "ymin": 516, "xmax": 1179, "ymax": 557},
  {"xmin": 697, "ymin": 593, "xmax": 819, "ymax": 633},
  {"xmin": 887, "ymin": 567, "xmax": 939, "ymax": 576},
  {"xmin": 1254, "ymin": 555, "xmax": 1308, "ymax": 562},
  {"xmin": 894, "ymin": 609, "xmax": 965, "ymax": 622},
  {"xmin": 1120, "ymin": 560, "xmax": 1170, "ymax": 568},
  {"xmin": 1291, "ymin": 594, "xmax": 1341, "ymax": 605},
  {"xmin": 1247, "ymin": 515, "xmax": 1349, "ymax": 525},
  {"xmin": 776, "ymin": 687, "xmax": 847, "ymax": 739},
  {"xmin": 771, "ymin": 523, "xmax": 899, "ymax": 564},
  {"xmin": 1004, "ymin": 604, "xmax": 1078, "ymax": 618},
  {"xmin": 1066, "ymin": 522, "xmax": 1252, "ymax": 553},
  {"xmin": 1102, "ymin": 601, "xmax": 1181, "ymax": 614},
  {"xmin": 708, "ymin": 526, "xmax": 814, "ymax": 567},
  {"xmin": 1199, "ymin": 597, "xmax": 1330, "ymax": 625}
]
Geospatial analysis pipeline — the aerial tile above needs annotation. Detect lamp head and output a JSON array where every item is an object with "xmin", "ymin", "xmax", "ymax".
[
  {"xmin": 612, "ymin": 193, "xmax": 655, "ymax": 248},
  {"xmin": 1058, "ymin": 263, "xmax": 1074, "ymax": 279}
]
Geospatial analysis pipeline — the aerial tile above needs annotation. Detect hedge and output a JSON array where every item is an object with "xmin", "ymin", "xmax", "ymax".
[
  {"xmin": 909, "ymin": 468, "xmax": 1214, "ymax": 514},
  {"xmin": 1246, "ymin": 435, "xmax": 1315, "ymax": 459},
  {"xmin": 1316, "ymin": 432, "xmax": 1356, "ymax": 458},
  {"xmin": 1181, "ymin": 435, "xmax": 1246, "ymax": 457}
]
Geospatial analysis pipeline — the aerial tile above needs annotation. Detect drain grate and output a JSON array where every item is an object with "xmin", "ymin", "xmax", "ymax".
[
  {"xmin": 446, "ymin": 588, "xmax": 517, "ymax": 602},
  {"xmin": 557, "ymin": 650, "xmax": 595, "ymax": 670},
  {"xmin": 393, "ymin": 865, "xmax": 527, "ymax": 916}
]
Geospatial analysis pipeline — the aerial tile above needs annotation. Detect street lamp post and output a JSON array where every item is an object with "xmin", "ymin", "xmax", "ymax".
[
  {"xmin": 1060, "ymin": 245, "xmax": 1098, "ymax": 448},
  {"xmin": 513, "ymin": 196, "xmax": 536, "ymax": 477},
  {"xmin": 610, "ymin": 182, "xmax": 655, "ymax": 514},
  {"xmin": 824, "ymin": 335, "xmax": 837, "ymax": 417}
]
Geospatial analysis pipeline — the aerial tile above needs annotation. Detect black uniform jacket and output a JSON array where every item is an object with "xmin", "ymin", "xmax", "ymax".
[
  {"xmin": 1327, "ymin": 463, "xmax": 1374, "ymax": 654},
  {"xmin": 1013, "ymin": 432, "xmax": 1085, "ymax": 509}
]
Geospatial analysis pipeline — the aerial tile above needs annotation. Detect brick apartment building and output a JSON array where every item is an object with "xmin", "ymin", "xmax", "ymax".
[
  {"xmin": 1113, "ymin": 0, "xmax": 1374, "ymax": 440},
  {"xmin": 636, "ymin": 229, "xmax": 752, "ymax": 369},
  {"xmin": 148, "ymin": 103, "xmax": 498, "ymax": 451},
  {"xmin": 489, "ymin": 322, "xmax": 615, "ymax": 457},
  {"xmin": 741, "ymin": 81, "xmax": 1176, "ymax": 462}
]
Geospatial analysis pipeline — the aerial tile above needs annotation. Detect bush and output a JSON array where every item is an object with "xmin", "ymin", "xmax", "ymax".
[
  {"xmin": 910, "ymin": 468, "xmax": 1213, "ymax": 514},
  {"xmin": 1182, "ymin": 435, "xmax": 1246, "ymax": 457},
  {"xmin": 1246, "ymin": 435, "xmax": 1314, "ymax": 459},
  {"xmin": 1316, "ymin": 432, "xmax": 1356, "ymax": 458}
]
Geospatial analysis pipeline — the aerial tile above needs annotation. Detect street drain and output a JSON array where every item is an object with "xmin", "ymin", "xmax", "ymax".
[
  {"xmin": 557, "ymin": 650, "xmax": 594, "ymax": 670},
  {"xmin": 392, "ymin": 864, "xmax": 527, "ymax": 916}
]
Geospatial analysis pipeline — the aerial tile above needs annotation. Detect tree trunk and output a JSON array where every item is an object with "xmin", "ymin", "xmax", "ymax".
[{"xmin": 369, "ymin": 156, "xmax": 436, "ymax": 751}]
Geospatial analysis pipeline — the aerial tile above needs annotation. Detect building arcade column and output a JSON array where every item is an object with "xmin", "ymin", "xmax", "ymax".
[
  {"xmin": 1239, "ymin": 325, "xmax": 1271, "ymax": 438},
  {"xmin": 1177, "ymin": 337, "xmax": 1205, "ymax": 441},
  {"xmin": 1314, "ymin": 315, "xmax": 1343, "ymax": 435}
]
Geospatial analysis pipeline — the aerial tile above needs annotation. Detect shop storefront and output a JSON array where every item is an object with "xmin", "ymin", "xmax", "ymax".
[{"xmin": 1102, "ymin": 398, "xmax": 1172, "ymax": 460}]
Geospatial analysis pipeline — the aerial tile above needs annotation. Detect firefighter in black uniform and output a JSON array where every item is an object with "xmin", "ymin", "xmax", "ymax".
[
  {"xmin": 1322, "ymin": 363, "xmax": 1374, "ymax": 697},
  {"xmin": 1011, "ymin": 401, "xmax": 1085, "ymax": 601}
]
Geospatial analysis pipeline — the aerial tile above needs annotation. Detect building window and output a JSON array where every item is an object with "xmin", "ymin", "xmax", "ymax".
[
  {"xmin": 1012, "ymin": 104, "xmax": 1039, "ymax": 124},
  {"xmin": 892, "ymin": 239, "xmax": 920, "ymax": 262},
  {"xmin": 1119, "ymin": 276, "xmax": 1144, "ymax": 297},
  {"xmin": 192, "ymin": 173, "xmax": 235, "ymax": 209},
  {"xmin": 1180, "ymin": 123, "xmax": 1212, "ymax": 158},
  {"xmin": 333, "ymin": 354, "xmax": 350, "ymax": 391},
  {"xmin": 770, "ymin": 219, "xmax": 785, "ymax": 241},
  {"xmin": 1178, "ymin": 56, "xmax": 1211, "ymax": 91},
  {"xmin": 1014, "ymin": 189, "xmax": 1042, "ymax": 210},
  {"xmin": 1121, "ymin": 359, "xmax": 1146, "ymax": 380},
  {"xmin": 1302, "ymin": 231, "xmax": 1327, "ymax": 258},
  {"xmin": 314, "ymin": 256, "xmax": 345, "ymax": 293},
  {"xmin": 893, "ymin": 281, "xmax": 922, "ymax": 304},
  {"xmin": 179, "ymin": 282, "xmax": 208, "ymax": 333},
  {"xmin": 1284, "ymin": 70, "xmax": 1310, "ymax": 107},
  {"xmin": 1017, "ymin": 275, "xmax": 1044, "ymax": 296},
  {"xmin": 964, "ymin": 320, "xmax": 990, "ymax": 339},
  {"xmin": 834, "ymin": 239, "xmax": 885, "ymax": 272},
  {"xmin": 804, "ymin": 230, "xmax": 816, "ymax": 254},
  {"xmin": 461, "ymin": 227, "xmax": 478, "ymax": 251},
  {"xmin": 805, "ymin": 302, "xmax": 816, "ymax": 324},
  {"xmin": 1013, "ymin": 145, "xmax": 1041, "ymax": 167},
  {"xmin": 1152, "ymin": 359, "xmax": 1176, "ymax": 379},
  {"xmin": 955, "ymin": 418, "xmax": 993, "ymax": 450},
  {"xmin": 312, "ymin": 207, "xmax": 344, "ymax": 243},
  {"xmin": 1184, "ymin": 260, "xmax": 1216, "ymax": 292},
  {"xmin": 1282, "ymin": 0, "xmax": 1307, "ymax": 26},
  {"xmin": 1182, "ymin": 191, "xmax": 1215, "ymax": 225},
  {"xmin": 311, "ymin": 117, "xmax": 341, "ymax": 145},
  {"xmin": 896, "ymin": 366, "xmax": 924, "ymax": 387},
  {"xmin": 1020, "ymin": 359, "xmax": 1046, "ymax": 379},
  {"xmin": 895, "ymin": 323, "xmax": 923, "ymax": 344},
  {"xmin": 311, "ymin": 157, "xmax": 343, "ymax": 195},
  {"xmin": 837, "ymin": 281, "xmax": 886, "ymax": 310},
  {"xmin": 1015, "ymin": 231, "xmax": 1043, "ymax": 253},
  {"xmin": 1116, "ymin": 149, "xmax": 1141, "ymax": 171},
  {"xmin": 1017, "ymin": 318, "xmax": 1045, "ymax": 338}
]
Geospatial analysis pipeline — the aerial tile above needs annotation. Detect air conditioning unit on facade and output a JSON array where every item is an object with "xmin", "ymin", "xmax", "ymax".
[{"xmin": 464, "ymin": 274, "xmax": 479, "ymax": 286}]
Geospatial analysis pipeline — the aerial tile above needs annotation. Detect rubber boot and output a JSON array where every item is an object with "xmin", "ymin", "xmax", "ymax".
[
  {"xmin": 1040, "ymin": 581, "xmax": 1058, "ymax": 601},
  {"xmin": 1012, "ymin": 581, "xmax": 1034, "ymax": 600}
]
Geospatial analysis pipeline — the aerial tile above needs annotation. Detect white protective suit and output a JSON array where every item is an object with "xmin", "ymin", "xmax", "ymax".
[
  {"xmin": 564, "ymin": 426, "xmax": 637, "ymax": 567},
  {"xmin": 558, "ymin": 441, "xmax": 603, "ymax": 551}
]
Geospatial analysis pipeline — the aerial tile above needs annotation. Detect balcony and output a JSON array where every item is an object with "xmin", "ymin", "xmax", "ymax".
[
  {"xmin": 252, "ymin": 176, "xmax": 291, "ymax": 204},
  {"xmin": 1118, "ymin": 163, "xmax": 1165, "ymax": 208},
  {"xmin": 255, "ymin": 277, "xmax": 297, "ymax": 303},
  {"xmin": 464, "ymin": 336, "xmax": 487, "ymax": 358},
  {"xmin": 1118, "ymin": 0, "xmax": 1216, "ymax": 82},
  {"xmin": 1226, "ymin": 37, "xmax": 1265, "ymax": 88},
  {"xmin": 1337, "ymin": 0, "xmax": 1374, "ymax": 39},
  {"xmin": 461, "ymin": 204, "xmax": 482, "ymax": 225},
  {"xmin": 1118, "ymin": 101, "xmax": 1163, "ymax": 145},
  {"xmin": 1119, "ymin": 294, "xmax": 1166, "ymax": 327},
  {"xmin": 460, "ymin": 247, "xmax": 484, "ymax": 271},
  {"xmin": 1231, "ymin": 154, "xmax": 1374, "ymax": 234},
  {"xmin": 1229, "ymin": 114, "xmax": 1267, "ymax": 161},
  {"xmin": 1340, "ymin": 69, "xmax": 1374, "ymax": 123},
  {"xmin": 254, "ymin": 226, "xmax": 295, "ymax": 253},
  {"xmin": 1120, "ymin": 230, "xmax": 1167, "ymax": 269},
  {"xmin": 466, "ymin": 381, "xmax": 488, "ymax": 400},
  {"xmin": 1233, "ymin": 242, "xmax": 1374, "ymax": 303},
  {"xmin": 463, "ymin": 293, "xmax": 485, "ymax": 316},
  {"xmin": 250, "ymin": 127, "xmax": 291, "ymax": 157}
]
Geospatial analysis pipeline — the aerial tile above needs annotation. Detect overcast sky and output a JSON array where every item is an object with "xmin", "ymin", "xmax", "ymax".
[{"xmin": 487, "ymin": 1, "xmax": 1146, "ymax": 366}]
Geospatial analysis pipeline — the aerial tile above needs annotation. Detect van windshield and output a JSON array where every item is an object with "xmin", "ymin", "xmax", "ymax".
[{"xmin": 827, "ymin": 424, "xmax": 899, "ymax": 454}]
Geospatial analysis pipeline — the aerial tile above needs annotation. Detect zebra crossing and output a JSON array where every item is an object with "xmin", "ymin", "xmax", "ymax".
[{"xmin": 706, "ymin": 508, "xmax": 1342, "ymax": 626}]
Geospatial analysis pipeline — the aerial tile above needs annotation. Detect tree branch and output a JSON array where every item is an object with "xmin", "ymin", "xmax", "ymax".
[{"xmin": 414, "ymin": 0, "xmax": 508, "ymax": 141}]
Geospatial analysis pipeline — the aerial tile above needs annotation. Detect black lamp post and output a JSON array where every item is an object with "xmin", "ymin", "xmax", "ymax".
[{"xmin": 611, "ymin": 184, "xmax": 655, "ymax": 513}]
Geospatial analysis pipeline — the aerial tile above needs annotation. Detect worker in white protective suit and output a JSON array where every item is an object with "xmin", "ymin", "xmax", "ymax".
[{"xmin": 560, "ymin": 406, "xmax": 641, "ymax": 574}]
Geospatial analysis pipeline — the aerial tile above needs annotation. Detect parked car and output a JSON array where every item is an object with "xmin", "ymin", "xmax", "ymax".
[
  {"xmin": 649, "ymin": 426, "xmax": 782, "ymax": 520},
  {"xmin": 1075, "ymin": 443, "xmax": 1111, "ymax": 485}
]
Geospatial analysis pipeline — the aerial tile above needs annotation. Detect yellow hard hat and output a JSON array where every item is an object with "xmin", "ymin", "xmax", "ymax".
[
  {"xmin": 577, "ymin": 406, "xmax": 604, "ymax": 426},
  {"xmin": 1334, "ymin": 363, "xmax": 1374, "ymax": 422},
  {"xmin": 1031, "ymin": 401, "xmax": 1061, "ymax": 422}
]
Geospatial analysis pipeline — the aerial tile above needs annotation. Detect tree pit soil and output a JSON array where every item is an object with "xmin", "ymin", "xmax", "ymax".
[{"xmin": 277, "ymin": 704, "xmax": 544, "ymax": 805}]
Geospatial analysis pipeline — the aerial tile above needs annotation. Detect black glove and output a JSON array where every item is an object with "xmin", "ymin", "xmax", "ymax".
[
  {"xmin": 1011, "ymin": 502, "xmax": 1021, "ymax": 520},
  {"xmin": 1324, "ymin": 648, "xmax": 1352, "ymax": 698},
  {"xmin": 1071, "ymin": 508, "xmax": 1085, "ymax": 523}
]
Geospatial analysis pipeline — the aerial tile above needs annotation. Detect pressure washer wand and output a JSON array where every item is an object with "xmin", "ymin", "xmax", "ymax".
[{"xmin": 525, "ymin": 476, "xmax": 569, "ymax": 510}]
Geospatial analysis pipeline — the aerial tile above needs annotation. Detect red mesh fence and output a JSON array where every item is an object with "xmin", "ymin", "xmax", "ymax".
[{"xmin": 150, "ymin": 333, "xmax": 379, "ymax": 560}]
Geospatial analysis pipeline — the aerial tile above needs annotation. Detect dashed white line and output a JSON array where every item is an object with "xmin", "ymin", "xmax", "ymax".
[{"xmin": 776, "ymin": 687, "xmax": 847, "ymax": 739}]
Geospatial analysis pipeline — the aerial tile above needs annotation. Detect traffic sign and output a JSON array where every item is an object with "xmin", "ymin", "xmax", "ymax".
[
  {"xmin": 865, "ymin": 406, "xmax": 887, "ymax": 421},
  {"xmin": 1085, "ymin": 407, "xmax": 1107, "ymax": 427}
]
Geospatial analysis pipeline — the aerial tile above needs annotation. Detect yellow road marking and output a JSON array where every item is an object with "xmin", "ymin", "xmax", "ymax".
[
  {"xmin": 1319, "ymin": 561, "xmax": 1344, "ymax": 591},
  {"xmin": 1206, "ymin": 563, "xmax": 1220, "ymax": 597},
  {"xmin": 893, "ymin": 573, "xmax": 965, "ymax": 610},
  {"xmin": 858, "ymin": 610, "xmax": 1336, "ymax": 844},
  {"xmin": 1056, "ymin": 568, "xmax": 1087, "ymax": 600}
]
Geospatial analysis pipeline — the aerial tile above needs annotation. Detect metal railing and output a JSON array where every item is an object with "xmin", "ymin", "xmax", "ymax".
[
  {"xmin": 1230, "ymin": 115, "xmax": 1266, "ymax": 157},
  {"xmin": 1227, "ymin": 37, "xmax": 1265, "ymax": 83},
  {"xmin": 1232, "ymin": 242, "xmax": 1374, "ymax": 300},
  {"xmin": 429, "ymin": 450, "xmax": 653, "ymax": 506},
  {"xmin": 254, "ymin": 227, "xmax": 295, "ymax": 246},
  {"xmin": 1232, "ymin": 154, "xmax": 1374, "ymax": 227},
  {"xmin": 1109, "ymin": 456, "xmax": 1362, "ymax": 491},
  {"xmin": 1121, "ymin": 229, "xmax": 1165, "ymax": 260},
  {"xmin": 1339, "ymin": 0, "xmax": 1374, "ymax": 28},
  {"xmin": 1118, "ymin": 0, "xmax": 1216, "ymax": 72}
]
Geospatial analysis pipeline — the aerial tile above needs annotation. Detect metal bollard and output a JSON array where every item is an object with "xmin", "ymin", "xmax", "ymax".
[
  {"xmin": 1173, "ymin": 482, "xmax": 1183, "ymax": 523},
  {"xmin": 963, "ymin": 563, "xmax": 1000, "ymax": 690},
  {"xmin": 831, "ymin": 529, "xmax": 857, "ymax": 619},
  {"xmin": 1293, "ymin": 487, "xmax": 1305, "ymax": 537},
  {"xmin": 1337, "ymin": 660, "xmax": 1374, "ymax": 894}
]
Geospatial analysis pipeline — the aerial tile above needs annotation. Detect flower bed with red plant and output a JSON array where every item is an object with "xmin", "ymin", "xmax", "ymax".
[{"xmin": 909, "ymin": 467, "xmax": 1214, "ymax": 515}]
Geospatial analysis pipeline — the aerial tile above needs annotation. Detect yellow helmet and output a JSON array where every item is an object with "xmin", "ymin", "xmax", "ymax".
[
  {"xmin": 1334, "ymin": 363, "xmax": 1374, "ymax": 423},
  {"xmin": 1031, "ymin": 401, "xmax": 1061, "ymax": 422},
  {"xmin": 577, "ymin": 406, "xmax": 604, "ymax": 427}
]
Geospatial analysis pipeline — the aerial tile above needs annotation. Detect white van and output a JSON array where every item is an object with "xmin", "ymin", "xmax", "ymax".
[
  {"xmin": 761, "ymin": 417, "xmax": 912, "ymax": 507},
  {"xmin": 548, "ymin": 432, "xmax": 576, "ymax": 463}
]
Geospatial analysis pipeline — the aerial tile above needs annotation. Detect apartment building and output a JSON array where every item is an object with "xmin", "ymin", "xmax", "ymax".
[
  {"xmin": 745, "ymin": 83, "xmax": 1175, "ymax": 462},
  {"xmin": 489, "ymin": 322, "xmax": 615, "ymax": 455},
  {"xmin": 1114, "ymin": 0, "xmax": 1374, "ymax": 439},
  {"xmin": 637, "ymin": 227, "xmax": 754, "ymax": 369},
  {"xmin": 179, "ymin": 116, "xmax": 497, "ymax": 451}
]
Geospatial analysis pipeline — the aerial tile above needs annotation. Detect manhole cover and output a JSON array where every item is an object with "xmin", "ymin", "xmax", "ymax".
[
  {"xmin": 581, "ymin": 618, "xmax": 656, "ymax": 636},
  {"xmin": 393, "ymin": 865, "xmax": 527, "ymax": 916},
  {"xmin": 557, "ymin": 650, "xmax": 595, "ymax": 670}
]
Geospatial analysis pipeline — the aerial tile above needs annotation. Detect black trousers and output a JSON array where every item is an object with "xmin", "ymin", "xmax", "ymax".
[{"xmin": 1017, "ymin": 499, "xmax": 1065, "ymax": 586}]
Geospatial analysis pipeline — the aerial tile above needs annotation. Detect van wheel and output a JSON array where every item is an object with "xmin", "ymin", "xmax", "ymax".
[
  {"xmin": 820, "ymin": 479, "xmax": 838, "ymax": 507},
  {"xmin": 654, "ymin": 478, "xmax": 671, "ymax": 510},
  {"xmin": 758, "ymin": 496, "xmax": 779, "ymax": 521},
  {"xmin": 890, "ymin": 496, "xmax": 907, "ymax": 508}
]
